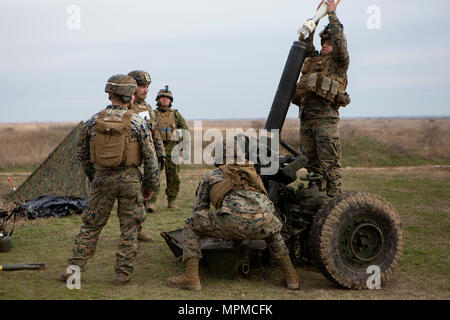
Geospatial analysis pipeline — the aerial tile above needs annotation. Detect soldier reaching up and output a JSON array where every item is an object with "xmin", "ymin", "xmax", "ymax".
[{"xmin": 292, "ymin": 0, "xmax": 350, "ymax": 197}]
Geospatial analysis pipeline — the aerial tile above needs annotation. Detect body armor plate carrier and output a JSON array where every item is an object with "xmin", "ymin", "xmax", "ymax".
[{"xmin": 89, "ymin": 110, "xmax": 142, "ymax": 168}]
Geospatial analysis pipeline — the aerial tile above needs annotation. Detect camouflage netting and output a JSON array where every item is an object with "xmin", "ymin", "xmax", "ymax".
[{"xmin": 9, "ymin": 122, "xmax": 89, "ymax": 201}]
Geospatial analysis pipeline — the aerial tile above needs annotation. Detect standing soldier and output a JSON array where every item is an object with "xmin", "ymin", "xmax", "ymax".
[
  {"xmin": 61, "ymin": 74, "xmax": 159, "ymax": 286},
  {"xmin": 152, "ymin": 86, "xmax": 188, "ymax": 209},
  {"xmin": 127, "ymin": 70, "xmax": 166, "ymax": 217},
  {"xmin": 292, "ymin": 0, "xmax": 350, "ymax": 197},
  {"xmin": 167, "ymin": 139, "xmax": 299, "ymax": 291}
]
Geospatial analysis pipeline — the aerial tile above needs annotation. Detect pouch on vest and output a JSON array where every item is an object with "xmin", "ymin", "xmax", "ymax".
[
  {"xmin": 94, "ymin": 116, "xmax": 126, "ymax": 168},
  {"xmin": 314, "ymin": 76, "xmax": 330, "ymax": 100},
  {"xmin": 307, "ymin": 73, "xmax": 318, "ymax": 92},
  {"xmin": 321, "ymin": 76, "xmax": 331, "ymax": 92},
  {"xmin": 322, "ymin": 79, "xmax": 340, "ymax": 102},
  {"xmin": 156, "ymin": 110, "xmax": 176, "ymax": 142},
  {"xmin": 335, "ymin": 91, "xmax": 351, "ymax": 107},
  {"xmin": 125, "ymin": 138, "xmax": 142, "ymax": 166},
  {"xmin": 160, "ymin": 126, "xmax": 173, "ymax": 142}
]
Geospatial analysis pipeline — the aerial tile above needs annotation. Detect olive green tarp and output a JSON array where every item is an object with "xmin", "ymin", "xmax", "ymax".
[{"xmin": 10, "ymin": 122, "xmax": 90, "ymax": 201}]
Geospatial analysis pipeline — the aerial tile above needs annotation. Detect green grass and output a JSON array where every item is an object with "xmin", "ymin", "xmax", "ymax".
[
  {"xmin": 343, "ymin": 168, "xmax": 450, "ymax": 290},
  {"xmin": 0, "ymin": 167, "xmax": 449, "ymax": 299},
  {"xmin": 341, "ymin": 137, "xmax": 448, "ymax": 167}
]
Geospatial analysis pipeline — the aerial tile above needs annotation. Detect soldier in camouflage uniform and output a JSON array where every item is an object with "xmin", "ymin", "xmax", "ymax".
[
  {"xmin": 153, "ymin": 86, "xmax": 188, "ymax": 209},
  {"xmin": 61, "ymin": 75, "xmax": 160, "ymax": 286},
  {"xmin": 292, "ymin": 0, "xmax": 350, "ymax": 197},
  {"xmin": 127, "ymin": 71, "xmax": 166, "ymax": 242},
  {"xmin": 168, "ymin": 140, "xmax": 299, "ymax": 291}
]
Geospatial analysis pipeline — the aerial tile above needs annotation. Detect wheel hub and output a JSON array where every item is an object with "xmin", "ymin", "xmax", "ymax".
[
  {"xmin": 350, "ymin": 223, "xmax": 384, "ymax": 262},
  {"xmin": 339, "ymin": 216, "xmax": 387, "ymax": 268}
]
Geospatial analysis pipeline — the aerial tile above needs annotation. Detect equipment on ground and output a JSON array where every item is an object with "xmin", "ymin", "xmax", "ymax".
[
  {"xmin": 0, "ymin": 209, "xmax": 15, "ymax": 253},
  {"xmin": 0, "ymin": 263, "xmax": 46, "ymax": 271}
]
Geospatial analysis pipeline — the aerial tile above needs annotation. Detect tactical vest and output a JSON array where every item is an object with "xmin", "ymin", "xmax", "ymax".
[
  {"xmin": 132, "ymin": 102, "xmax": 157, "ymax": 131},
  {"xmin": 155, "ymin": 109, "xmax": 177, "ymax": 142},
  {"xmin": 296, "ymin": 56, "xmax": 350, "ymax": 107},
  {"xmin": 89, "ymin": 110, "xmax": 142, "ymax": 168},
  {"xmin": 209, "ymin": 164, "xmax": 268, "ymax": 210}
]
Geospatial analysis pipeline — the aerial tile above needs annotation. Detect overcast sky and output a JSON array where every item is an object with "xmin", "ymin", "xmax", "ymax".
[{"xmin": 1, "ymin": 0, "xmax": 449, "ymax": 122}]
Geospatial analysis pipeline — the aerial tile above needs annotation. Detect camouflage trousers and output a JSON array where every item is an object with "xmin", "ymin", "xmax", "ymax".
[
  {"xmin": 300, "ymin": 118, "xmax": 342, "ymax": 197},
  {"xmin": 68, "ymin": 167, "xmax": 146, "ymax": 276},
  {"xmin": 150, "ymin": 154, "xmax": 180, "ymax": 203},
  {"xmin": 181, "ymin": 210, "xmax": 289, "ymax": 262}
]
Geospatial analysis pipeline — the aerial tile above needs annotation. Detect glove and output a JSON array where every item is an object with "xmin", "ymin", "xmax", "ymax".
[{"xmin": 158, "ymin": 156, "xmax": 166, "ymax": 170}]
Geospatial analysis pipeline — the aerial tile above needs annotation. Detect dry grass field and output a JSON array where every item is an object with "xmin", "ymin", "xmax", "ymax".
[
  {"xmin": 189, "ymin": 118, "xmax": 450, "ymax": 163},
  {"xmin": 1, "ymin": 118, "xmax": 449, "ymax": 172},
  {"xmin": 0, "ymin": 122, "xmax": 77, "ymax": 171},
  {"xmin": 0, "ymin": 118, "xmax": 449, "ymax": 300}
]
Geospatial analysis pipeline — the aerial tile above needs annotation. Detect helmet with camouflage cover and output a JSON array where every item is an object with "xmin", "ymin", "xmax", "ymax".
[
  {"xmin": 105, "ymin": 74, "xmax": 137, "ymax": 102},
  {"xmin": 319, "ymin": 24, "xmax": 332, "ymax": 45},
  {"xmin": 156, "ymin": 85, "xmax": 174, "ymax": 102},
  {"xmin": 212, "ymin": 138, "xmax": 248, "ymax": 166},
  {"xmin": 127, "ymin": 70, "xmax": 151, "ymax": 86}
]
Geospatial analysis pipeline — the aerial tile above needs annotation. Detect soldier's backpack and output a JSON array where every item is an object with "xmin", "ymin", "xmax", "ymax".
[{"xmin": 89, "ymin": 110, "xmax": 142, "ymax": 168}]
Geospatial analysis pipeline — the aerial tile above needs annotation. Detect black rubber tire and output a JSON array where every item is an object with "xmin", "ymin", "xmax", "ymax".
[{"xmin": 310, "ymin": 191, "xmax": 403, "ymax": 289}]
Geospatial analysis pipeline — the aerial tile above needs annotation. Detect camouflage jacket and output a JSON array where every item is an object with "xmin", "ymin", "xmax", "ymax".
[
  {"xmin": 194, "ymin": 167, "xmax": 275, "ymax": 216},
  {"xmin": 131, "ymin": 100, "xmax": 166, "ymax": 158},
  {"xmin": 292, "ymin": 13, "xmax": 350, "ymax": 119},
  {"xmin": 155, "ymin": 107, "xmax": 189, "ymax": 152},
  {"xmin": 76, "ymin": 105, "xmax": 160, "ymax": 191}
]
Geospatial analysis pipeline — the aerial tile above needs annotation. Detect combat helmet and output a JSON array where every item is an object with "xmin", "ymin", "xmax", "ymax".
[
  {"xmin": 105, "ymin": 74, "xmax": 137, "ymax": 103},
  {"xmin": 319, "ymin": 24, "xmax": 332, "ymax": 45},
  {"xmin": 127, "ymin": 70, "xmax": 151, "ymax": 86},
  {"xmin": 212, "ymin": 138, "xmax": 248, "ymax": 166},
  {"xmin": 156, "ymin": 85, "xmax": 174, "ymax": 102}
]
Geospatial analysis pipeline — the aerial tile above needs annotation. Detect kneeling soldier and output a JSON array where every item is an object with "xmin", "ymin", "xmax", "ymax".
[{"xmin": 167, "ymin": 140, "xmax": 299, "ymax": 290}]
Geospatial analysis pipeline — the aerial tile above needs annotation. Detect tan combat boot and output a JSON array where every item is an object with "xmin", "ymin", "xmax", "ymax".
[
  {"xmin": 137, "ymin": 230, "xmax": 153, "ymax": 242},
  {"xmin": 167, "ymin": 257, "xmax": 201, "ymax": 291},
  {"xmin": 278, "ymin": 255, "xmax": 300, "ymax": 290},
  {"xmin": 114, "ymin": 272, "xmax": 130, "ymax": 286},
  {"xmin": 145, "ymin": 201, "xmax": 155, "ymax": 213},
  {"xmin": 167, "ymin": 200, "xmax": 178, "ymax": 209}
]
